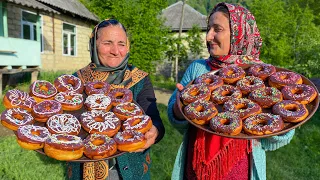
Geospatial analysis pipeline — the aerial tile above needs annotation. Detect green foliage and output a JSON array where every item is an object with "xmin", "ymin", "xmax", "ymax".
[
  {"xmin": 247, "ymin": 0, "xmax": 320, "ymax": 77},
  {"xmin": 167, "ymin": 0, "xmax": 249, "ymax": 15},
  {"xmin": 186, "ymin": 25, "xmax": 205, "ymax": 59},
  {"xmin": 81, "ymin": 0, "xmax": 170, "ymax": 73}
]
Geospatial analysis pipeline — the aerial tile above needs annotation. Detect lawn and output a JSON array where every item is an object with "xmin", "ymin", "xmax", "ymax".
[{"xmin": 0, "ymin": 72, "xmax": 319, "ymax": 180}]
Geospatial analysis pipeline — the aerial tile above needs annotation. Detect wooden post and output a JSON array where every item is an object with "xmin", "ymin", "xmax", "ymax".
[
  {"xmin": 31, "ymin": 70, "xmax": 39, "ymax": 83},
  {"xmin": 175, "ymin": 0, "xmax": 186, "ymax": 83},
  {"xmin": 0, "ymin": 72, "xmax": 3, "ymax": 97}
]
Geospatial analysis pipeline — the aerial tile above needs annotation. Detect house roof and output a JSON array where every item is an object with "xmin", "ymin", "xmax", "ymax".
[
  {"xmin": 6, "ymin": 0, "xmax": 59, "ymax": 14},
  {"xmin": 162, "ymin": 1, "xmax": 207, "ymax": 31},
  {"xmin": 35, "ymin": 0, "xmax": 99, "ymax": 22}
]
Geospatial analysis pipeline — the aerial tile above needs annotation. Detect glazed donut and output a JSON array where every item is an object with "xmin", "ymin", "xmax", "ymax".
[
  {"xmin": 122, "ymin": 115, "xmax": 153, "ymax": 134},
  {"xmin": 209, "ymin": 112, "xmax": 242, "ymax": 135},
  {"xmin": 31, "ymin": 100, "xmax": 63, "ymax": 122},
  {"xmin": 243, "ymin": 113, "xmax": 284, "ymax": 135},
  {"xmin": 223, "ymin": 98, "xmax": 262, "ymax": 120},
  {"xmin": 109, "ymin": 88, "xmax": 133, "ymax": 106},
  {"xmin": 194, "ymin": 73, "xmax": 224, "ymax": 91},
  {"xmin": 1, "ymin": 108, "xmax": 34, "ymax": 131},
  {"xmin": 236, "ymin": 76, "xmax": 265, "ymax": 95},
  {"xmin": 85, "ymin": 81, "xmax": 111, "ymax": 95},
  {"xmin": 83, "ymin": 133, "xmax": 117, "ymax": 160},
  {"xmin": 113, "ymin": 102, "xmax": 143, "ymax": 121},
  {"xmin": 248, "ymin": 63, "xmax": 276, "ymax": 81},
  {"xmin": 84, "ymin": 94, "xmax": 112, "ymax": 111},
  {"xmin": 281, "ymin": 84, "xmax": 317, "ymax": 104},
  {"xmin": 80, "ymin": 110, "xmax": 121, "ymax": 137},
  {"xmin": 219, "ymin": 65, "xmax": 246, "ymax": 84},
  {"xmin": 180, "ymin": 83, "xmax": 211, "ymax": 105},
  {"xmin": 248, "ymin": 87, "xmax": 283, "ymax": 108},
  {"xmin": 54, "ymin": 91, "xmax": 83, "ymax": 111},
  {"xmin": 29, "ymin": 80, "xmax": 57, "ymax": 102},
  {"xmin": 46, "ymin": 114, "xmax": 81, "ymax": 135},
  {"xmin": 211, "ymin": 85, "xmax": 242, "ymax": 104},
  {"xmin": 54, "ymin": 74, "xmax": 84, "ymax": 93},
  {"xmin": 44, "ymin": 134, "xmax": 84, "ymax": 161},
  {"xmin": 113, "ymin": 130, "xmax": 146, "ymax": 152},
  {"xmin": 272, "ymin": 100, "xmax": 309, "ymax": 122},
  {"xmin": 268, "ymin": 71, "xmax": 303, "ymax": 89},
  {"xmin": 3, "ymin": 89, "xmax": 36, "ymax": 111},
  {"xmin": 183, "ymin": 99, "xmax": 218, "ymax": 125},
  {"xmin": 16, "ymin": 125, "xmax": 50, "ymax": 150}
]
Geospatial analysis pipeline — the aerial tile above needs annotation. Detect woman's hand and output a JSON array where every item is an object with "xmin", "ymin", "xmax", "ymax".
[
  {"xmin": 173, "ymin": 83, "xmax": 185, "ymax": 120},
  {"xmin": 176, "ymin": 83, "xmax": 184, "ymax": 91},
  {"xmin": 133, "ymin": 125, "xmax": 158, "ymax": 152}
]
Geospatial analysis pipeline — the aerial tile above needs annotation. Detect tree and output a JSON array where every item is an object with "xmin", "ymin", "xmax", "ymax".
[
  {"xmin": 247, "ymin": 0, "xmax": 320, "ymax": 77},
  {"xmin": 186, "ymin": 25, "xmax": 205, "ymax": 59},
  {"xmin": 80, "ymin": 0, "xmax": 169, "ymax": 73}
]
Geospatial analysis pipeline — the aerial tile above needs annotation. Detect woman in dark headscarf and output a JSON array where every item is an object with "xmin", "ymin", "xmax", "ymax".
[
  {"xmin": 167, "ymin": 3, "xmax": 294, "ymax": 180},
  {"xmin": 68, "ymin": 19, "xmax": 165, "ymax": 180}
]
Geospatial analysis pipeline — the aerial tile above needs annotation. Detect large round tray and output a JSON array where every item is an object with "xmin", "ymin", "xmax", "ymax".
[
  {"xmin": 176, "ymin": 65, "xmax": 319, "ymax": 139},
  {"xmin": 21, "ymin": 100, "xmax": 143, "ymax": 162}
]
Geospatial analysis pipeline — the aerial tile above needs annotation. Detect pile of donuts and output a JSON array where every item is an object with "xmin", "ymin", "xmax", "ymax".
[
  {"xmin": 0, "ymin": 74, "xmax": 153, "ymax": 161},
  {"xmin": 180, "ymin": 64, "xmax": 318, "ymax": 136}
]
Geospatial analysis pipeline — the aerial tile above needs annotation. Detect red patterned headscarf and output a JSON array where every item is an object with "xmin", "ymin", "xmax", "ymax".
[{"xmin": 207, "ymin": 2, "xmax": 263, "ymax": 69}]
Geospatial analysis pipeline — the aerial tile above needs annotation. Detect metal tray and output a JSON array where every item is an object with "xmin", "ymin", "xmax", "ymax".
[
  {"xmin": 176, "ymin": 65, "xmax": 319, "ymax": 139},
  {"xmin": 23, "ymin": 100, "xmax": 143, "ymax": 162}
]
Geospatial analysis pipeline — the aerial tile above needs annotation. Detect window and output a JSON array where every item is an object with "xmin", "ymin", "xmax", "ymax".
[
  {"xmin": 21, "ymin": 11, "xmax": 43, "ymax": 51},
  {"xmin": 63, "ymin": 23, "xmax": 76, "ymax": 56}
]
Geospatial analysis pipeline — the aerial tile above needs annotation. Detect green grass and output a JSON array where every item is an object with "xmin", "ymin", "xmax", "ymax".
[
  {"xmin": 150, "ymin": 104, "xmax": 183, "ymax": 180},
  {"xmin": 0, "ymin": 136, "xmax": 67, "ymax": 180},
  {"xmin": 266, "ymin": 110, "xmax": 320, "ymax": 180},
  {"xmin": 149, "ymin": 74, "xmax": 177, "ymax": 91}
]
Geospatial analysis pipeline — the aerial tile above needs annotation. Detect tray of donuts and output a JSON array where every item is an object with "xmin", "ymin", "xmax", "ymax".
[
  {"xmin": 176, "ymin": 64, "xmax": 319, "ymax": 139},
  {"xmin": 1, "ymin": 74, "xmax": 153, "ymax": 162}
]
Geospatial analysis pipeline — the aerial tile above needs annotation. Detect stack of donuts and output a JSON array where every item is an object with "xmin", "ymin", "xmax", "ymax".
[
  {"xmin": 1, "ymin": 74, "xmax": 152, "ymax": 161},
  {"xmin": 180, "ymin": 64, "xmax": 318, "ymax": 136}
]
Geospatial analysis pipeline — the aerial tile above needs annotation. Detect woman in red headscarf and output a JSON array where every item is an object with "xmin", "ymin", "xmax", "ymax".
[{"xmin": 167, "ymin": 3, "xmax": 294, "ymax": 180}]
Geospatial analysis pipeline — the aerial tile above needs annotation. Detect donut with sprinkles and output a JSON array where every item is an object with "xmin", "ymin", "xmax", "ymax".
[
  {"xmin": 16, "ymin": 125, "xmax": 50, "ymax": 150},
  {"xmin": 1, "ymin": 108, "xmax": 34, "ymax": 131},
  {"xmin": 80, "ymin": 110, "xmax": 121, "ymax": 137},
  {"xmin": 243, "ymin": 113, "xmax": 284, "ymax": 135},
  {"xmin": 3, "ymin": 89, "xmax": 36, "ymax": 112}
]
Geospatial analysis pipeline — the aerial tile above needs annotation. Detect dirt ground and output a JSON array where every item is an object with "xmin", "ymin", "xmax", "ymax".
[{"xmin": 0, "ymin": 89, "xmax": 173, "ymax": 137}]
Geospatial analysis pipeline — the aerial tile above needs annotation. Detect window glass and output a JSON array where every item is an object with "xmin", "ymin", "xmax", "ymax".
[
  {"xmin": 23, "ymin": 24, "xmax": 31, "ymax": 39},
  {"xmin": 22, "ymin": 11, "xmax": 37, "ymax": 23},
  {"xmin": 62, "ymin": 23, "xmax": 76, "ymax": 56},
  {"xmin": 63, "ymin": 23, "xmax": 75, "ymax": 33},
  {"xmin": 71, "ymin": 34, "xmax": 75, "ymax": 56}
]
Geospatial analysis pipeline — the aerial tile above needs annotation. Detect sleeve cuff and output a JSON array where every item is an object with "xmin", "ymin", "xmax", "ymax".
[{"xmin": 260, "ymin": 129, "xmax": 295, "ymax": 151}]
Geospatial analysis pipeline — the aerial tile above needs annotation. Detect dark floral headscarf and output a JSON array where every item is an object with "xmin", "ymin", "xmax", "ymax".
[{"xmin": 207, "ymin": 2, "xmax": 263, "ymax": 69}]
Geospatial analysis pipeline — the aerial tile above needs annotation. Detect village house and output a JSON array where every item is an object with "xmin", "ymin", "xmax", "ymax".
[
  {"xmin": 0, "ymin": 0, "xmax": 99, "ymax": 95},
  {"xmin": 162, "ymin": 1, "xmax": 209, "ymax": 59},
  {"xmin": 160, "ymin": 1, "xmax": 209, "ymax": 79}
]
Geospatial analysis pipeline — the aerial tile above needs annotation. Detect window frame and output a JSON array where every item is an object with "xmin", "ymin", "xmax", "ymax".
[
  {"xmin": 20, "ymin": 10, "xmax": 44, "ymax": 52},
  {"xmin": 62, "ymin": 22, "xmax": 77, "ymax": 57}
]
